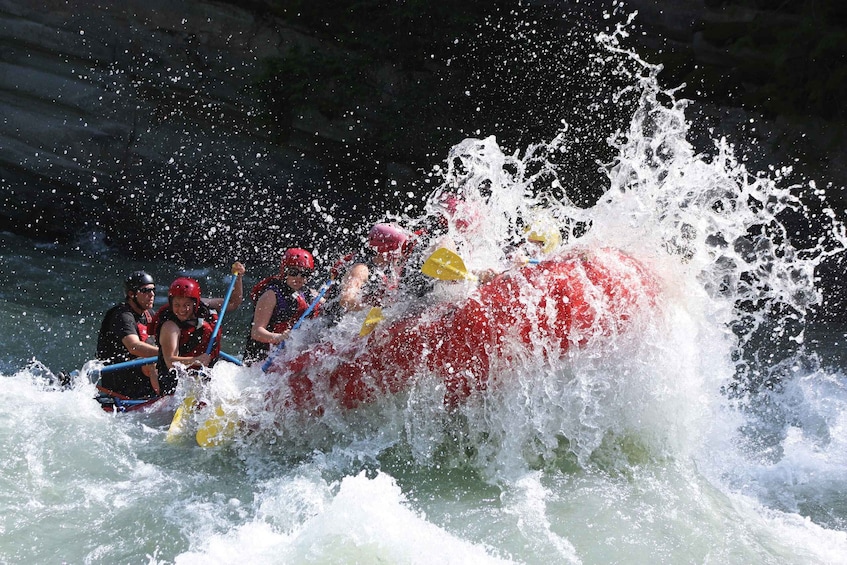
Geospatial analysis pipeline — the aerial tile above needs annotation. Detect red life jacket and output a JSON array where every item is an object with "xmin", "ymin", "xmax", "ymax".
[
  {"xmin": 155, "ymin": 303, "xmax": 220, "ymax": 358},
  {"xmin": 178, "ymin": 315, "xmax": 220, "ymax": 357},
  {"xmin": 250, "ymin": 276, "xmax": 276, "ymax": 302},
  {"xmin": 148, "ymin": 304, "xmax": 168, "ymax": 339},
  {"xmin": 137, "ymin": 309, "xmax": 153, "ymax": 343}
]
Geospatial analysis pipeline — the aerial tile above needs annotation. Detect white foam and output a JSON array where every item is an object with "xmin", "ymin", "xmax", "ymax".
[{"xmin": 171, "ymin": 472, "xmax": 513, "ymax": 565}]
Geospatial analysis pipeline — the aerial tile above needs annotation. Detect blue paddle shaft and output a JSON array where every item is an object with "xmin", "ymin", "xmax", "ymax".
[
  {"xmin": 98, "ymin": 356, "xmax": 156, "ymax": 373},
  {"xmin": 206, "ymin": 273, "xmax": 238, "ymax": 355},
  {"xmin": 219, "ymin": 351, "xmax": 243, "ymax": 366},
  {"xmin": 98, "ymin": 351, "xmax": 242, "ymax": 374},
  {"xmin": 293, "ymin": 280, "xmax": 332, "ymax": 330}
]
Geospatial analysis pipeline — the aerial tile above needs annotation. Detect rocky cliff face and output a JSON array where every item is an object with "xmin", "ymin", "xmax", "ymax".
[
  {"xmin": 1, "ymin": 0, "xmax": 844, "ymax": 266},
  {"xmin": 625, "ymin": 0, "xmax": 847, "ymax": 211},
  {"xmin": 0, "ymin": 0, "xmax": 350, "ymax": 263}
]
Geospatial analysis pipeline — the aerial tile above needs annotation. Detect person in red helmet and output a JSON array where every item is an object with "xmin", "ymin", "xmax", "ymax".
[
  {"xmin": 242, "ymin": 248, "xmax": 321, "ymax": 365},
  {"xmin": 417, "ymin": 191, "xmax": 500, "ymax": 284},
  {"xmin": 432, "ymin": 192, "xmax": 482, "ymax": 235},
  {"xmin": 155, "ymin": 262, "xmax": 245, "ymax": 391},
  {"xmin": 96, "ymin": 270, "xmax": 161, "ymax": 398}
]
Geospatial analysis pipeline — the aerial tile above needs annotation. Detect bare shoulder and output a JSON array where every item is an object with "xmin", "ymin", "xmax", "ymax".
[{"xmin": 348, "ymin": 263, "xmax": 369, "ymax": 279}]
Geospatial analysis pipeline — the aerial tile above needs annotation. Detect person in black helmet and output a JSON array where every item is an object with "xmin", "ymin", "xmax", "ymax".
[{"xmin": 96, "ymin": 270, "xmax": 162, "ymax": 398}]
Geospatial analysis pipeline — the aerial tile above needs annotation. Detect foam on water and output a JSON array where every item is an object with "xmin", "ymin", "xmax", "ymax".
[{"xmin": 168, "ymin": 471, "xmax": 512, "ymax": 565}]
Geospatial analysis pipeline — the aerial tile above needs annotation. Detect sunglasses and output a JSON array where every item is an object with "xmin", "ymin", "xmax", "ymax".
[
  {"xmin": 136, "ymin": 287, "xmax": 156, "ymax": 294},
  {"xmin": 285, "ymin": 267, "xmax": 312, "ymax": 278}
]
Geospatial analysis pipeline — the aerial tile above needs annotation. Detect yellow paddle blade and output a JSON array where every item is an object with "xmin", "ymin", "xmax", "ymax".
[
  {"xmin": 421, "ymin": 248, "xmax": 478, "ymax": 282},
  {"xmin": 165, "ymin": 395, "xmax": 195, "ymax": 443},
  {"xmin": 195, "ymin": 405, "xmax": 236, "ymax": 448},
  {"xmin": 359, "ymin": 306, "xmax": 385, "ymax": 337}
]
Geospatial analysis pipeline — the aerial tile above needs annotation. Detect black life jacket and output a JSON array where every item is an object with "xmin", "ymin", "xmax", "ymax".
[{"xmin": 242, "ymin": 278, "xmax": 312, "ymax": 363}]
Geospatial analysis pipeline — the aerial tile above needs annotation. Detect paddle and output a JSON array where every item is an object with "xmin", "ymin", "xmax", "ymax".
[
  {"xmin": 193, "ymin": 405, "xmax": 235, "ymax": 448},
  {"xmin": 359, "ymin": 306, "xmax": 384, "ymax": 336},
  {"xmin": 219, "ymin": 352, "xmax": 243, "ymax": 366},
  {"xmin": 421, "ymin": 248, "xmax": 479, "ymax": 282},
  {"xmin": 99, "ymin": 350, "xmax": 242, "ymax": 374},
  {"xmin": 195, "ymin": 278, "xmax": 333, "ymax": 448},
  {"xmin": 421, "ymin": 248, "xmax": 541, "ymax": 283},
  {"xmin": 206, "ymin": 272, "xmax": 239, "ymax": 356},
  {"xmin": 98, "ymin": 356, "xmax": 156, "ymax": 373},
  {"xmin": 167, "ymin": 271, "xmax": 239, "ymax": 442}
]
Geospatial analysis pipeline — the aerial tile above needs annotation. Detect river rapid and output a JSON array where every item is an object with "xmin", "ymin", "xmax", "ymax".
[{"xmin": 2, "ymin": 19, "xmax": 847, "ymax": 565}]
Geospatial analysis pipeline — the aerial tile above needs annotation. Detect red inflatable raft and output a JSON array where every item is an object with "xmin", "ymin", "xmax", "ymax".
[{"xmin": 265, "ymin": 247, "xmax": 658, "ymax": 413}]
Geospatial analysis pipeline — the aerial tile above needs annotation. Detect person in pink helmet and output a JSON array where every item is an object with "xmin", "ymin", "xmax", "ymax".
[
  {"xmin": 327, "ymin": 222, "xmax": 417, "ymax": 319},
  {"xmin": 432, "ymin": 192, "xmax": 482, "ymax": 235},
  {"xmin": 242, "ymin": 248, "xmax": 321, "ymax": 365},
  {"xmin": 420, "ymin": 191, "xmax": 499, "ymax": 284}
]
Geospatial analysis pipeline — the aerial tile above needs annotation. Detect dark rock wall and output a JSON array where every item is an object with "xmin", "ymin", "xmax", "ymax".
[
  {"xmin": 1, "ymin": 0, "xmax": 343, "ymax": 264},
  {"xmin": 625, "ymin": 0, "xmax": 847, "ymax": 209},
  {"xmin": 1, "ymin": 0, "xmax": 845, "ymax": 269}
]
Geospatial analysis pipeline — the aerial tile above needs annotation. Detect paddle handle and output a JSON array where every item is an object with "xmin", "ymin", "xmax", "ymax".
[
  {"xmin": 98, "ymin": 350, "xmax": 243, "ymax": 374},
  {"xmin": 219, "ymin": 351, "xmax": 243, "ymax": 366},
  {"xmin": 206, "ymin": 272, "xmax": 239, "ymax": 355},
  {"xmin": 98, "ymin": 356, "xmax": 156, "ymax": 373},
  {"xmin": 261, "ymin": 279, "xmax": 333, "ymax": 372}
]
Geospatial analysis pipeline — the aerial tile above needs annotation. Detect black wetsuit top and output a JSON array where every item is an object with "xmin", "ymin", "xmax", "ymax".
[{"xmin": 96, "ymin": 301, "xmax": 156, "ymax": 398}]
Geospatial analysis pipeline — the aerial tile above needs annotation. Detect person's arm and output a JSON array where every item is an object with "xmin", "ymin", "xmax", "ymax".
[
  {"xmin": 207, "ymin": 261, "xmax": 245, "ymax": 311},
  {"xmin": 159, "ymin": 320, "xmax": 211, "ymax": 370},
  {"xmin": 250, "ymin": 290, "xmax": 287, "ymax": 344},
  {"xmin": 339, "ymin": 263, "xmax": 369, "ymax": 312},
  {"xmin": 142, "ymin": 363, "xmax": 161, "ymax": 396},
  {"xmin": 121, "ymin": 334, "xmax": 158, "ymax": 358}
]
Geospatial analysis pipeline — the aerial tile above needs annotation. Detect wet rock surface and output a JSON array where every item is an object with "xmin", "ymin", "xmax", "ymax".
[{"xmin": 0, "ymin": 0, "xmax": 844, "ymax": 266}]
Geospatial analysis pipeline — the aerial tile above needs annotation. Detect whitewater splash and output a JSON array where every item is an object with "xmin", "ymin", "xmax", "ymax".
[{"xmin": 164, "ymin": 23, "xmax": 847, "ymax": 499}]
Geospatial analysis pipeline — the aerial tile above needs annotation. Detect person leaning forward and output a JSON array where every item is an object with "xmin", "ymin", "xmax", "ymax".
[{"xmin": 96, "ymin": 271, "xmax": 161, "ymax": 398}]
